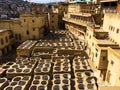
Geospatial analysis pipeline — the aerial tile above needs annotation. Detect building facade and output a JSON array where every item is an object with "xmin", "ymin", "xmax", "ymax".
[
  {"xmin": 0, "ymin": 14, "xmax": 47, "ymax": 43},
  {"xmin": 63, "ymin": 1, "xmax": 120, "ymax": 89},
  {"xmin": 0, "ymin": 29, "xmax": 14, "ymax": 56}
]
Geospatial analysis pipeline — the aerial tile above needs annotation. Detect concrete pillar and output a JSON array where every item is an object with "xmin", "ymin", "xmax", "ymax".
[{"xmin": 0, "ymin": 50, "xmax": 3, "ymax": 56}]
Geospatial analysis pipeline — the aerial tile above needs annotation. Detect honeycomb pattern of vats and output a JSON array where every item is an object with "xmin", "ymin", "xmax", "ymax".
[
  {"xmin": 0, "ymin": 30, "xmax": 99, "ymax": 90},
  {"xmin": 29, "ymin": 57, "xmax": 42, "ymax": 61},
  {"xmin": 53, "ymin": 59, "xmax": 71, "ymax": 73},
  {"xmin": 17, "ymin": 40, "xmax": 37, "ymax": 49},
  {"xmin": 2, "ymin": 62, "xmax": 14, "ymax": 70},
  {"xmin": 34, "ymin": 59, "xmax": 52, "ymax": 75},
  {"xmin": 73, "ymin": 56, "xmax": 91, "ymax": 72},
  {"xmin": 0, "ymin": 78, "xmax": 8, "ymax": 90},
  {"xmin": 4, "ymin": 76, "xmax": 31, "ymax": 90},
  {"xmin": 52, "ymin": 73, "xmax": 71, "ymax": 90},
  {"xmin": 16, "ymin": 57, "xmax": 29, "ymax": 61},
  {"xmin": 6, "ymin": 60, "xmax": 37, "ymax": 79},
  {"xmin": 74, "ymin": 71, "xmax": 97, "ymax": 90},
  {"xmin": 29, "ymin": 75, "xmax": 50, "ymax": 90},
  {"xmin": 36, "ymin": 41, "xmax": 74, "ymax": 47},
  {"xmin": 1, "ymin": 62, "xmax": 14, "ymax": 77},
  {"xmin": 33, "ymin": 51, "xmax": 54, "ymax": 58}
]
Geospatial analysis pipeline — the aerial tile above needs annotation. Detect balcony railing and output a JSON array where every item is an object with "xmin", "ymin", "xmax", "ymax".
[
  {"xmin": 63, "ymin": 17, "xmax": 95, "ymax": 29},
  {"xmin": 104, "ymin": 9, "xmax": 117, "ymax": 14}
]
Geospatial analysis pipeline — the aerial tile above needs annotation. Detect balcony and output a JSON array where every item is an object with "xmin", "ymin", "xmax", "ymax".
[
  {"xmin": 100, "ymin": 0, "xmax": 118, "ymax": 2},
  {"xmin": 63, "ymin": 17, "xmax": 88, "ymax": 27},
  {"xmin": 104, "ymin": 9, "xmax": 118, "ymax": 14}
]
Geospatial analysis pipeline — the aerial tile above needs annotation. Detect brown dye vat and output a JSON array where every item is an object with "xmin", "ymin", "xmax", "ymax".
[
  {"xmin": 30, "ymin": 61, "xmax": 35, "ymax": 64},
  {"xmin": 63, "ymin": 67, "xmax": 69, "ymax": 71},
  {"xmin": 30, "ymin": 86, "xmax": 37, "ymax": 90},
  {"xmin": 77, "ymin": 78, "xmax": 83, "ymax": 83},
  {"xmin": 54, "ymin": 80, "xmax": 61, "ymax": 84},
  {"xmin": 33, "ymin": 80, "xmax": 39, "ymax": 84},
  {"xmin": 37, "ymin": 65, "xmax": 43, "ymax": 68},
  {"xmin": 12, "ymin": 65, "xmax": 18, "ymax": 68},
  {"xmin": 22, "ymin": 76, "xmax": 29, "ymax": 80},
  {"xmin": 62, "ymin": 79, "xmax": 68, "ymax": 84},
  {"xmin": 35, "ymin": 68, "xmax": 41, "ymax": 72},
  {"xmin": 39, "ymin": 60, "xmax": 44, "ymax": 63},
  {"xmin": 42, "ymin": 75, "xmax": 48, "ymax": 80},
  {"xmin": 86, "ymin": 77, "xmax": 93, "ymax": 83},
  {"xmin": 0, "ymin": 78, "xmax": 5, "ymax": 83},
  {"xmin": 5, "ymin": 86, "xmax": 13, "ymax": 90},
  {"xmin": 2, "ymin": 66, "xmax": 9, "ymax": 69},
  {"xmin": 83, "ymin": 65, "xmax": 87, "ymax": 69},
  {"xmin": 7, "ymin": 62, "xmax": 14, "ymax": 65},
  {"xmin": 54, "ymin": 67, "xmax": 61, "ymax": 71},
  {"xmin": 22, "ymin": 61, "xmax": 29, "ymax": 65},
  {"xmin": 85, "ymin": 71, "xmax": 91, "ymax": 76},
  {"xmin": 19, "ymin": 64, "xmax": 25, "ymax": 68},
  {"xmin": 53, "ymin": 85, "xmax": 60, "ymax": 90},
  {"xmin": 78, "ymin": 84, "xmax": 84, "ymax": 89},
  {"xmin": 13, "ymin": 77, "xmax": 21, "ymax": 81},
  {"xmin": 38, "ymin": 86, "xmax": 45, "ymax": 90},
  {"xmin": 18, "ymin": 81, "xmax": 26, "ymax": 85},
  {"xmin": 87, "ymin": 84, "xmax": 94, "ymax": 89},
  {"xmin": 82, "ymin": 61, "xmax": 86, "ymax": 65},
  {"xmin": 54, "ymin": 75, "xmax": 60, "ymax": 79},
  {"xmin": 27, "ymin": 65, "xmax": 32, "ymax": 68},
  {"xmin": 63, "ymin": 63, "xmax": 69, "ymax": 66},
  {"xmin": 23, "ymin": 69, "xmax": 30, "ymax": 73},
  {"xmin": 10, "ymin": 82, "xmax": 17, "ymax": 86},
  {"xmin": 8, "ymin": 69, "xmax": 15, "ymax": 72},
  {"xmin": 75, "ymin": 66, "xmax": 80, "ymax": 69},
  {"xmin": 75, "ymin": 62, "xmax": 80, "ymax": 65},
  {"xmin": 39, "ymin": 63, "xmax": 44, "ymax": 66},
  {"xmin": 55, "ymin": 63, "xmax": 61, "ymax": 66},
  {"xmin": 45, "ymin": 64, "xmax": 50, "ymax": 67},
  {"xmin": 35, "ymin": 76, "xmax": 40, "ymax": 79},
  {"xmin": 62, "ymin": 85, "xmax": 69, "ymax": 90},
  {"xmin": 16, "ymin": 69, "xmax": 22, "ymax": 72},
  {"xmin": 42, "ymin": 67, "xmax": 48, "ymax": 72},
  {"xmin": 41, "ymin": 81, "xmax": 47, "ymax": 85},
  {"xmin": 63, "ymin": 74, "xmax": 69, "ymax": 79},
  {"xmin": 14, "ymin": 86, "xmax": 22, "ymax": 90}
]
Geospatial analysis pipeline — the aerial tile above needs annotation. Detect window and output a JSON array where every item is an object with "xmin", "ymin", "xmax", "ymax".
[
  {"xmin": 15, "ymin": 34, "xmax": 18, "ymax": 40},
  {"xmin": 33, "ymin": 28, "xmax": 35, "ymax": 31},
  {"xmin": 19, "ymin": 34, "xmax": 21, "ymax": 40},
  {"xmin": 111, "ymin": 60, "xmax": 114, "ymax": 65},
  {"xmin": 109, "ymin": 26, "xmax": 110, "ymax": 30},
  {"xmin": 86, "ymin": 33, "xmax": 88, "ymax": 36},
  {"xmin": 89, "ymin": 35, "xmax": 91, "ymax": 39},
  {"xmin": 102, "ymin": 56, "xmax": 106, "ymax": 61},
  {"xmin": 5, "ymin": 36, "xmax": 8, "ymax": 43},
  {"xmin": 116, "ymin": 29, "xmax": 119, "ymax": 33},
  {"xmin": 26, "ymin": 30, "xmax": 29, "ymax": 35},
  {"xmin": 51, "ymin": 21, "xmax": 54, "ymax": 23},
  {"xmin": 111, "ymin": 26, "xmax": 113, "ymax": 31},
  {"xmin": 113, "ymin": 27, "xmax": 115, "ymax": 31},
  {"xmin": 95, "ymin": 53, "xmax": 98, "ymax": 57},
  {"xmin": 92, "ymin": 43, "xmax": 94, "ymax": 46},
  {"xmin": 52, "ymin": 15, "xmax": 54, "ymax": 17},
  {"xmin": 1, "ymin": 39, "xmax": 4, "ymax": 45},
  {"xmin": 24, "ymin": 19, "xmax": 26, "ymax": 22},
  {"xmin": 96, "ymin": 48, "xmax": 98, "ymax": 52},
  {"xmin": 32, "ymin": 20, "xmax": 35, "ymax": 23}
]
